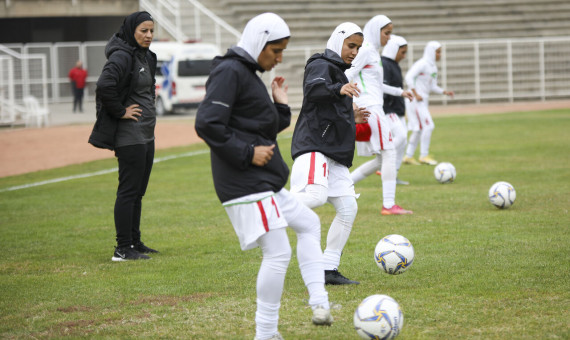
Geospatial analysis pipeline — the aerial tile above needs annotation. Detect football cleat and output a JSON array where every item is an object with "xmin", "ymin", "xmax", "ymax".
[
  {"xmin": 403, "ymin": 156, "xmax": 421, "ymax": 165},
  {"xmin": 396, "ymin": 177, "xmax": 409, "ymax": 185},
  {"xmin": 312, "ymin": 305, "xmax": 333, "ymax": 326},
  {"xmin": 254, "ymin": 333, "xmax": 284, "ymax": 340},
  {"xmin": 381, "ymin": 205, "xmax": 413, "ymax": 215},
  {"xmin": 325, "ymin": 269, "xmax": 359, "ymax": 285},
  {"xmin": 419, "ymin": 156, "xmax": 438, "ymax": 165}
]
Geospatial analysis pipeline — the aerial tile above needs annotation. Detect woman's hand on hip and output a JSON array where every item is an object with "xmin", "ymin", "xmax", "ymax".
[{"xmin": 122, "ymin": 104, "xmax": 142, "ymax": 121}]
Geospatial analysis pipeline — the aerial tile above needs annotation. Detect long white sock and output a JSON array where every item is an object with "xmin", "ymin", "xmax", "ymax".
[
  {"xmin": 381, "ymin": 149, "xmax": 397, "ymax": 209},
  {"xmin": 406, "ymin": 130, "xmax": 421, "ymax": 158},
  {"xmin": 292, "ymin": 184, "xmax": 328, "ymax": 209},
  {"xmin": 420, "ymin": 128, "xmax": 434, "ymax": 158},
  {"xmin": 323, "ymin": 196, "xmax": 358, "ymax": 270},
  {"xmin": 350, "ymin": 156, "xmax": 382, "ymax": 183},
  {"xmin": 256, "ymin": 229, "xmax": 291, "ymax": 339},
  {"xmin": 277, "ymin": 189, "xmax": 330, "ymax": 310}
]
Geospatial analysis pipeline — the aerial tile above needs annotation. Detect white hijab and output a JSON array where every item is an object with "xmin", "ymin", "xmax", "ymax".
[
  {"xmin": 326, "ymin": 22, "xmax": 363, "ymax": 58},
  {"xmin": 237, "ymin": 13, "xmax": 290, "ymax": 61},
  {"xmin": 381, "ymin": 34, "xmax": 407, "ymax": 60},
  {"xmin": 422, "ymin": 41, "xmax": 441, "ymax": 66},
  {"xmin": 363, "ymin": 15, "xmax": 392, "ymax": 50}
]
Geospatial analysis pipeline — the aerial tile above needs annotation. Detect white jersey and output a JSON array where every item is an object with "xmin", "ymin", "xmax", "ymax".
[
  {"xmin": 405, "ymin": 42, "xmax": 444, "ymax": 100},
  {"xmin": 345, "ymin": 41, "xmax": 403, "ymax": 109}
]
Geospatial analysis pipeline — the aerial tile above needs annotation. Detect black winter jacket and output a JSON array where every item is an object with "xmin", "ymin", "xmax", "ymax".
[
  {"xmin": 88, "ymin": 34, "xmax": 157, "ymax": 150},
  {"xmin": 291, "ymin": 49, "xmax": 356, "ymax": 168},
  {"xmin": 195, "ymin": 47, "xmax": 291, "ymax": 203},
  {"xmin": 382, "ymin": 56, "xmax": 405, "ymax": 117}
]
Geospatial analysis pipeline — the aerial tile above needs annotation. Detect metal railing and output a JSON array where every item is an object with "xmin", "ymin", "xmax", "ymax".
[{"xmin": 277, "ymin": 36, "xmax": 570, "ymax": 109}]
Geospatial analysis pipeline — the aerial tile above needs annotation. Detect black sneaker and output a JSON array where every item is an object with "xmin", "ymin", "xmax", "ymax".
[
  {"xmin": 133, "ymin": 241, "xmax": 159, "ymax": 254},
  {"xmin": 325, "ymin": 269, "xmax": 359, "ymax": 285},
  {"xmin": 112, "ymin": 245, "xmax": 151, "ymax": 262}
]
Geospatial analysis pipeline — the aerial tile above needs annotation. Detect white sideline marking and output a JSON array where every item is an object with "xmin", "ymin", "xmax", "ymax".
[
  {"xmin": 0, "ymin": 149, "xmax": 209, "ymax": 193},
  {"xmin": 0, "ymin": 133, "xmax": 293, "ymax": 193}
]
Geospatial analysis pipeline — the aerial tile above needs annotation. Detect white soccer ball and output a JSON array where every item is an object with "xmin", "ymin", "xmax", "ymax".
[
  {"xmin": 434, "ymin": 162, "xmax": 456, "ymax": 183},
  {"xmin": 488, "ymin": 181, "xmax": 516, "ymax": 209},
  {"xmin": 374, "ymin": 234, "xmax": 414, "ymax": 275},
  {"xmin": 354, "ymin": 294, "xmax": 404, "ymax": 340}
]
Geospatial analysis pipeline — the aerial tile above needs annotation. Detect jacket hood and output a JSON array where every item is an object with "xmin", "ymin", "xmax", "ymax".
[
  {"xmin": 306, "ymin": 48, "xmax": 351, "ymax": 71},
  {"xmin": 363, "ymin": 15, "xmax": 391, "ymax": 50},
  {"xmin": 213, "ymin": 46, "xmax": 264, "ymax": 72},
  {"xmin": 105, "ymin": 34, "xmax": 137, "ymax": 59},
  {"xmin": 422, "ymin": 41, "xmax": 441, "ymax": 66},
  {"xmin": 381, "ymin": 34, "xmax": 407, "ymax": 60}
]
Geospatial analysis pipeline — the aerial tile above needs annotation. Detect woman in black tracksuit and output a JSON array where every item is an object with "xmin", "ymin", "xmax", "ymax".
[
  {"xmin": 89, "ymin": 11, "xmax": 158, "ymax": 261},
  {"xmin": 195, "ymin": 13, "xmax": 332, "ymax": 340}
]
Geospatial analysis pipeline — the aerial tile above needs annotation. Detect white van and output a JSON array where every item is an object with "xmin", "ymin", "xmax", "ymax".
[{"xmin": 150, "ymin": 41, "xmax": 220, "ymax": 115}]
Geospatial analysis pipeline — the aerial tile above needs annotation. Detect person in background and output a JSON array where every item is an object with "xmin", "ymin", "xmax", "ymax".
[
  {"xmin": 68, "ymin": 60, "xmax": 88, "ymax": 113},
  {"xmin": 382, "ymin": 34, "xmax": 410, "ymax": 185},
  {"xmin": 195, "ymin": 13, "xmax": 333, "ymax": 340},
  {"xmin": 290, "ymin": 22, "xmax": 364, "ymax": 285},
  {"xmin": 346, "ymin": 15, "xmax": 414, "ymax": 216},
  {"xmin": 403, "ymin": 41, "xmax": 455, "ymax": 165},
  {"xmin": 88, "ymin": 11, "xmax": 159, "ymax": 261}
]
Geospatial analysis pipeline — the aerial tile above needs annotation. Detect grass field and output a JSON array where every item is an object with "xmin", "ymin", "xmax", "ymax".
[{"xmin": 1, "ymin": 109, "xmax": 569, "ymax": 339}]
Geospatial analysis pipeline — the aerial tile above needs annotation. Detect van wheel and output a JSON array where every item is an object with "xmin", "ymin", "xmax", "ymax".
[{"xmin": 156, "ymin": 97, "xmax": 170, "ymax": 116}]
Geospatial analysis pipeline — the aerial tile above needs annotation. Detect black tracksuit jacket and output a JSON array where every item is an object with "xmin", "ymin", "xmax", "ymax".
[
  {"xmin": 291, "ymin": 49, "xmax": 356, "ymax": 168},
  {"xmin": 382, "ymin": 56, "xmax": 405, "ymax": 117},
  {"xmin": 195, "ymin": 47, "xmax": 291, "ymax": 203}
]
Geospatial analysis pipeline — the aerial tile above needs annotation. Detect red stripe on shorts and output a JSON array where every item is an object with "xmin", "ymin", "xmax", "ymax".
[
  {"xmin": 271, "ymin": 197, "xmax": 280, "ymax": 218},
  {"xmin": 308, "ymin": 152, "xmax": 316, "ymax": 184},
  {"xmin": 377, "ymin": 116, "xmax": 384, "ymax": 150},
  {"xmin": 416, "ymin": 107, "xmax": 423, "ymax": 130},
  {"xmin": 257, "ymin": 201, "xmax": 269, "ymax": 232}
]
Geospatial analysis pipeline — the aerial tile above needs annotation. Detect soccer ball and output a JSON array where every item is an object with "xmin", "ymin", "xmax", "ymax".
[
  {"xmin": 489, "ymin": 181, "xmax": 516, "ymax": 209},
  {"xmin": 374, "ymin": 234, "xmax": 414, "ymax": 275},
  {"xmin": 434, "ymin": 162, "xmax": 456, "ymax": 183},
  {"xmin": 354, "ymin": 294, "xmax": 404, "ymax": 340}
]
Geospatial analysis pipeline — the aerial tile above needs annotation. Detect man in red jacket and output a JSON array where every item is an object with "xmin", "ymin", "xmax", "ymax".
[{"xmin": 68, "ymin": 60, "xmax": 88, "ymax": 113}]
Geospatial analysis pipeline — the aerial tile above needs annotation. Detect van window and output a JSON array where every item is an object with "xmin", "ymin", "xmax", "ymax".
[
  {"xmin": 178, "ymin": 59, "xmax": 212, "ymax": 77},
  {"xmin": 156, "ymin": 61, "xmax": 166, "ymax": 76}
]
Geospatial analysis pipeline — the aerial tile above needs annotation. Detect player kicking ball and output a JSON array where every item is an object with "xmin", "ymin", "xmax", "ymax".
[{"xmin": 195, "ymin": 13, "xmax": 332, "ymax": 340}]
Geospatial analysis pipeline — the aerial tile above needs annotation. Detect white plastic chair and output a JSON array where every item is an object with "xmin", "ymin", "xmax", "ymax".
[{"xmin": 23, "ymin": 96, "xmax": 50, "ymax": 128}]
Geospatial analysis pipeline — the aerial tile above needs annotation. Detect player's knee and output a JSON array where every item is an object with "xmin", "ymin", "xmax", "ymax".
[
  {"xmin": 333, "ymin": 196, "xmax": 358, "ymax": 221},
  {"xmin": 304, "ymin": 184, "xmax": 328, "ymax": 207}
]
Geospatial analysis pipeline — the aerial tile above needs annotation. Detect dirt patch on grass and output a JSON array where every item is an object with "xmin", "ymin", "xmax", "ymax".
[{"xmin": 0, "ymin": 100, "xmax": 568, "ymax": 178}]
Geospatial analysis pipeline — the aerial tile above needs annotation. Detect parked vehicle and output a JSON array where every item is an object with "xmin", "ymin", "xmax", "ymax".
[{"xmin": 149, "ymin": 41, "xmax": 220, "ymax": 115}]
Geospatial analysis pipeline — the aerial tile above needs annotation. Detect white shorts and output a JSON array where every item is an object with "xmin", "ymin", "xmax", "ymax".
[
  {"xmin": 406, "ymin": 99, "xmax": 434, "ymax": 132},
  {"xmin": 387, "ymin": 113, "xmax": 407, "ymax": 144},
  {"xmin": 290, "ymin": 152, "xmax": 356, "ymax": 198},
  {"xmin": 355, "ymin": 105, "xmax": 394, "ymax": 157},
  {"xmin": 223, "ymin": 190, "xmax": 288, "ymax": 251}
]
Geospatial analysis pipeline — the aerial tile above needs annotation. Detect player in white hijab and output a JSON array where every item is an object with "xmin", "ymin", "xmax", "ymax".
[
  {"xmin": 196, "ymin": 13, "xmax": 333, "ymax": 340},
  {"xmin": 381, "ymin": 35, "xmax": 410, "ymax": 183},
  {"xmin": 403, "ymin": 41, "xmax": 455, "ymax": 165},
  {"xmin": 346, "ymin": 15, "xmax": 414, "ymax": 215}
]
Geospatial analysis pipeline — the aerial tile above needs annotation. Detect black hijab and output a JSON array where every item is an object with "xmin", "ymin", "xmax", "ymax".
[{"xmin": 117, "ymin": 11, "xmax": 154, "ymax": 49}]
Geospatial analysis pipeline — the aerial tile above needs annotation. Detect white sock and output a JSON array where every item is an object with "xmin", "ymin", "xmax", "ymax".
[
  {"xmin": 381, "ymin": 149, "xmax": 397, "ymax": 208},
  {"xmin": 323, "ymin": 196, "xmax": 358, "ymax": 270},
  {"xmin": 406, "ymin": 130, "xmax": 421, "ymax": 158},
  {"xmin": 256, "ymin": 229, "xmax": 291, "ymax": 339},
  {"xmin": 292, "ymin": 184, "xmax": 327, "ymax": 209},
  {"xmin": 350, "ymin": 156, "xmax": 382, "ymax": 183},
  {"xmin": 277, "ymin": 189, "xmax": 330, "ymax": 310},
  {"xmin": 420, "ymin": 128, "xmax": 433, "ymax": 158}
]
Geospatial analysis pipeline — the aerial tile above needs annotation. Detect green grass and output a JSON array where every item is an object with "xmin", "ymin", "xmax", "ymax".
[{"xmin": 1, "ymin": 109, "xmax": 569, "ymax": 339}]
